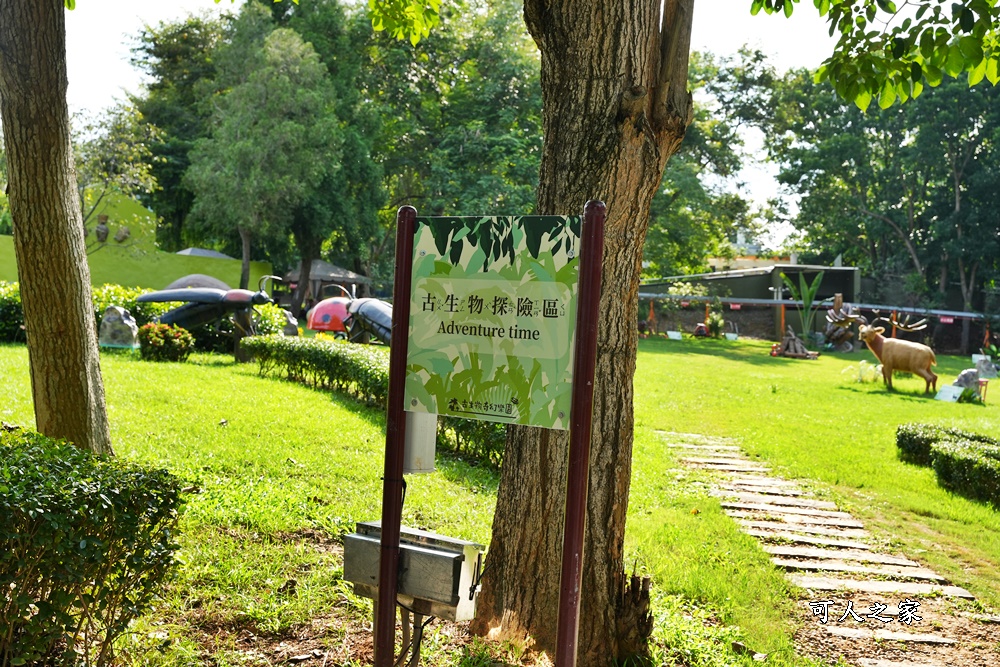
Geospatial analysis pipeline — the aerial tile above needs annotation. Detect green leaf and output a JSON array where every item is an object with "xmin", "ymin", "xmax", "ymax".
[
  {"xmin": 63, "ymin": 0, "xmax": 75, "ymax": 8},
  {"xmin": 968, "ymin": 58, "xmax": 988, "ymax": 85},
  {"xmin": 751, "ymin": 0, "xmax": 765, "ymax": 16},
  {"xmin": 959, "ymin": 7, "xmax": 975, "ymax": 33},
  {"xmin": 920, "ymin": 29, "xmax": 936, "ymax": 59},
  {"xmin": 925, "ymin": 63, "xmax": 944, "ymax": 86},
  {"xmin": 878, "ymin": 79, "xmax": 897, "ymax": 108},
  {"xmin": 946, "ymin": 42, "xmax": 966, "ymax": 77},
  {"xmin": 987, "ymin": 58, "xmax": 1000, "ymax": 85},
  {"xmin": 854, "ymin": 88, "xmax": 873, "ymax": 111},
  {"xmin": 783, "ymin": 0, "xmax": 794, "ymax": 18},
  {"xmin": 958, "ymin": 35, "xmax": 983, "ymax": 64}
]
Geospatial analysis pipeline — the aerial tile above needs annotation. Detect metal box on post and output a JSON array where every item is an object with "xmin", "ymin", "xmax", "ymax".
[{"xmin": 343, "ymin": 521, "xmax": 484, "ymax": 621}]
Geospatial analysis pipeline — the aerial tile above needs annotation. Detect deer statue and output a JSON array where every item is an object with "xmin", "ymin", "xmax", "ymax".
[
  {"xmin": 827, "ymin": 303, "xmax": 937, "ymax": 393},
  {"xmin": 858, "ymin": 322, "xmax": 937, "ymax": 393}
]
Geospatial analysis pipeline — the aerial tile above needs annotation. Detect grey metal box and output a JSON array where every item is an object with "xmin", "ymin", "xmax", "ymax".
[{"xmin": 343, "ymin": 521, "xmax": 484, "ymax": 621}]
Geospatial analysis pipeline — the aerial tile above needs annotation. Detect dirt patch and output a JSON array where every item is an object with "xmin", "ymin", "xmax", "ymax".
[{"xmin": 793, "ymin": 592, "xmax": 1000, "ymax": 666}]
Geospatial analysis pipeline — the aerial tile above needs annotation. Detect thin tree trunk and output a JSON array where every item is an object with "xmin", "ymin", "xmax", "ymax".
[
  {"xmin": 0, "ymin": 0, "xmax": 112, "ymax": 455},
  {"xmin": 238, "ymin": 224, "xmax": 252, "ymax": 290},
  {"xmin": 472, "ymin": 1, "xmax": 693, "ymax": 662}
]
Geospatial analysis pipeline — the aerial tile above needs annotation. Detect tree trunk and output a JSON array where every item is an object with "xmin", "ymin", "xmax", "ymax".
[
  {"xmin": 472, "ymin": 1, "xmax": 693, "ymax": 663},
  {"xmin": 0, "ymin": 0, "xmax": 113, "ymax": 455},
  {"xmin": 238, "ymin": 224, "xmax": 252, "ymax": 290}
]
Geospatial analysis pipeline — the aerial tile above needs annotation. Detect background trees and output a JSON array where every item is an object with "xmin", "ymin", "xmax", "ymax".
[{"xmin": 765, "ymin": 69, "xmax": 1000, "ymax": 351}]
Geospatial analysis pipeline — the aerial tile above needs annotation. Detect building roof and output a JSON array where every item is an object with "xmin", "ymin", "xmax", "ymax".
[
  {"xmin": 176, "ymin": 247, "xmax": 235, "ymax": 260},
  {"xmin": 285, "ymin": 259, "xmax": 371, "ymax": 284}
]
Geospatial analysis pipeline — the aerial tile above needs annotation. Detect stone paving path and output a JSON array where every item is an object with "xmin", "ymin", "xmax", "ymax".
[{"xmin": 660, "ymin": 431, "xmax": 1000, "ymax": 667}]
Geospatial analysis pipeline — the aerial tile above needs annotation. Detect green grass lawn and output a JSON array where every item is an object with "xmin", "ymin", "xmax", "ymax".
[
  {"xmin": 629, "ymin": 336, "xmax": 1000, "ymax": 663},
  {"xmin": 1, "ymin": 338, "xmax": 997, "ymax": 666}
]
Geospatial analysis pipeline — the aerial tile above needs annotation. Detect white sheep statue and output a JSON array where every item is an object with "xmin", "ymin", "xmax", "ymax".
[{"xmin": 858, "ymin": 324, "xmax": 938, "ymax": 393}]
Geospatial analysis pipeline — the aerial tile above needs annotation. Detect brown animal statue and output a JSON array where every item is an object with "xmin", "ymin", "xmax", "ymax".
[{"xmin": 858, "ymin": 324, "xmax": 937, "ymax": 393}]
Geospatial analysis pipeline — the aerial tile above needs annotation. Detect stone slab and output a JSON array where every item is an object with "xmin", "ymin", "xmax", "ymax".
[
  {"xmin": 857, "ymin": 659, "xmax": 945, "ymax": 667},
  {"xmin": 764, "ymin": 545, "xmax": 918, "ymax": 567},
  {"xmin": 666, "ymin": 443, "xmax": 742, "ymax": 452},
  {"xmin": 825, "ymin": 625, "xmax": 956, "ymax": 644},
  {"xmin": 790, "ymin": 575, "xmax": 975, "ymax": 599},
  {"xmin": 720, "ymin": 482, "xmax": 802, "ymax": 496},
  {"xmin": 690, "ymin": 463, "xmax": 771, "ymax": 473},
  {"xmin": 725, "ymin": 509, "xmax": 866, "ymax": 529},
  {"xmin": 720, "ymin": 501, "xmax": 854, "ymax": 519},
  {"xmin": 711, "ymin": 490, "xmax": 838, "ymax": 510},
  {"xmin": 657, "ymin": 431, "xmax": 735, "ymax": 446},
  {"xmin": 726, "ymin": 475, "xmax": 797, "ymax": 487},
  {"xmin": 743, "ymin": 528, "xmax": 871, "ymax": 550},
  {"xmin": 738, "ymin": 519, "xmax": 869, "ymax": 539},
  {"xmin": 681, "ymin": 457, "xmax": 766, "ymax": 467},
  {"xmin": 771, "ymin": 558, "xmax": 944, "ymax": 581}
]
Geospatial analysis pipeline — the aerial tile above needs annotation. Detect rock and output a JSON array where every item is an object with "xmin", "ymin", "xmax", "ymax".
[
  {"xmin": 98, "ymin": 306, "xmax": 139, "ymax": 349},
  {"xmin": 953, "ymin": 368, "xmax": 980, "ymax": 398}
]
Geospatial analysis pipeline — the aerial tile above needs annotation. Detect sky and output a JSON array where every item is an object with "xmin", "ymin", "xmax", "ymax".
[{"xmin": 64, "ymin": 0, "xmax": 840, "ymax": 247}]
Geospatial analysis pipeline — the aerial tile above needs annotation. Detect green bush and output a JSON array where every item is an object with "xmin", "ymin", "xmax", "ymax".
[
  {"xmin": 0, "ymin": 427, "xmax": 184, "ymax": 666},
  {"xmin": 241, "ymin": 335, "xmax": 389, "ymax": 405},
  {"xmin": 930, "ymin": 438, "xmax": 1000, "ymax": 507},
  {"xmin": 138, "ymin": 323, "xmax": 194, "ymax": 362},
  {"xmin": 0, "ymin": 282, "xmax": 173, "ymax": 346},
  {"xmin": 896, "ymin": 423, "xmax": 998, "ymax": 466},
  {"xmin": 190, "ymin": 303, "xmax": 291, "ymax": 354},
  {"xmin": 91, "ymin": 284, "xmax": 170, "ymax": 329},
  {"xmin": 0, "ymin": 281, "xmax": 24, "ymax": 343},
  {"xmin": 898, "ymin": 423, "xmax": 1000, "ymax": 507},
  {"xmin": 241, "ymin": 335, "xmax": 506, "ymax": 465}
]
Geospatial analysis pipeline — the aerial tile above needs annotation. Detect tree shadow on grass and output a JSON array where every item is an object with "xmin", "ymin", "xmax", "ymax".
[
  {"xmin": 228, "ymin": 360, "xmax": 501, "ymax": 494},
  {"xmin": 638, "ymin": 337, "xmax": 860, "ymax": 368}
]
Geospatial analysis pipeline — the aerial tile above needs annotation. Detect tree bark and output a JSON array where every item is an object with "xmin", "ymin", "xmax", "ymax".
[
  {"xmin": 238, "ymin": 224, "xmax": 253, "ymax": 290},
  {"xmin": 0, "ymin": 0, "xmax": 113, "ymax": 455},
  {"xmin": 472, "ymin": 1, "xmax": 692, "ymax": 663}
]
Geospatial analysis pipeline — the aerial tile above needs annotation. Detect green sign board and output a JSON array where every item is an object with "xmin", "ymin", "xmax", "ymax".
[{"xmin": 404, "ymin": 216, "xmax": 581, "ymax": 430}]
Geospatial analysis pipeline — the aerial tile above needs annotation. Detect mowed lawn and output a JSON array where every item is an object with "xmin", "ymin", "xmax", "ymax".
[
  {"xmin": 629, "ymin": 336, "xmax": 1000, "ymax": 662},
  {"xmin": 1, "ymin": 338, "xmax": 998, "ymax": 666}
]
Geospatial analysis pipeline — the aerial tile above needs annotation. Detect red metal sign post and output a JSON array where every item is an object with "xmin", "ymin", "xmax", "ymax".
[
  {"xmin": 555, "ymin": 200, "xmax": 606, "ymax": 665},
  {"xmin": 374, "ymin": 202, "xmax": 605, "ymax": 666},
  {"xmin": 374, "ymin": 205, "xmax": 417, "ymax": 667}
]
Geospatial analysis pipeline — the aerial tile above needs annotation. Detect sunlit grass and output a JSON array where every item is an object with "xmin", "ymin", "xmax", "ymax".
[
  {"xmin": 630, "ymin": 335, "xmax": 1000, "ymax": 662},
  {"xmin": 3, "ymin": 337, "xmax": 998, "ymax": 666}
]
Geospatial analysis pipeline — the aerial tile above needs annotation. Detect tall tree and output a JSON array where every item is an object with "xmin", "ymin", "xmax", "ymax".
[
  {"xmin": 185, "ymin": 19, "xmax": 341, "ymax": 291},
  {"xmin": 73, "ymin": 102, "xmax": 161, "ymax": 228},
  {"xmin": 131, "ymin": 14, "xmax": 226, "ymax": 252},
  {"xmin": 0, "ymin": 0, "xmax": 112, "ymax": 455},
  {"xmin": 642, "ymin": 50, "xmax": 765, "ymax": 278},
  {"xmin": 371, "ymin": 0, "xmax": 1000, "ymax": 662}
]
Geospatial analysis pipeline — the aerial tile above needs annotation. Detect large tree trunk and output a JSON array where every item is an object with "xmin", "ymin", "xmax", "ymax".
[
  {"xmin": 0, "ymin": 0, "xmax": 113, "ymax": 455},
  {"xmin": 472, "ymin": 1, "xmax": 693, "ymax": 662}
]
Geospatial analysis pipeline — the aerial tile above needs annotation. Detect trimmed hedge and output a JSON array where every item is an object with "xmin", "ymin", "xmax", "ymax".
[
  {"xmin": 241, "ymin": 335, "xmax": 506, "ymax": 465},
  {"xmin": 241, "ymin": 335, "xmax": 390, "ymax": 405},
  {"xmin": 896, "ymin": 423, "xmax": 1000, "ymax": 506},
  {"xmin": 931, "ymin": 438, "xmax": 1000, "ymax": 506},
  {"xmin": 1, "ymin": 427, "xmax": 184, "ymax": 666},
  {"xmin": 0, "ymin": 281, "xmax": 24, "ymax": 343}
]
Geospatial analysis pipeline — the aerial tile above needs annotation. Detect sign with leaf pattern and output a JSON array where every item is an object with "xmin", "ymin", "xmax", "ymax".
[{"xmin": 404, "ymin": 216, "xmax": 581, "ymax": 430}]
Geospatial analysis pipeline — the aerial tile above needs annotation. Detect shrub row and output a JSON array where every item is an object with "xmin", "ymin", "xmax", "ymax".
[
  {"xmin": 0, "ymin": 281, "xmax": 289, "ymax": 352},
  {"xmin": 1, "ymin": 427, "xmax": 184, "ymax": 666},
  {"xmin": 241, "ymin": 335, "xmax": 391, "ymax": 405},
  {"xmin": 241, "ymin": 335, "xmax": 506, "ymax": 465},
  {"xmin": 896, "ymin": 423, "xmax": 1000, "ymax": 506},
  {"xmin": 0, "ymin": 281, "xmax": 171, "ymax": 344}
]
